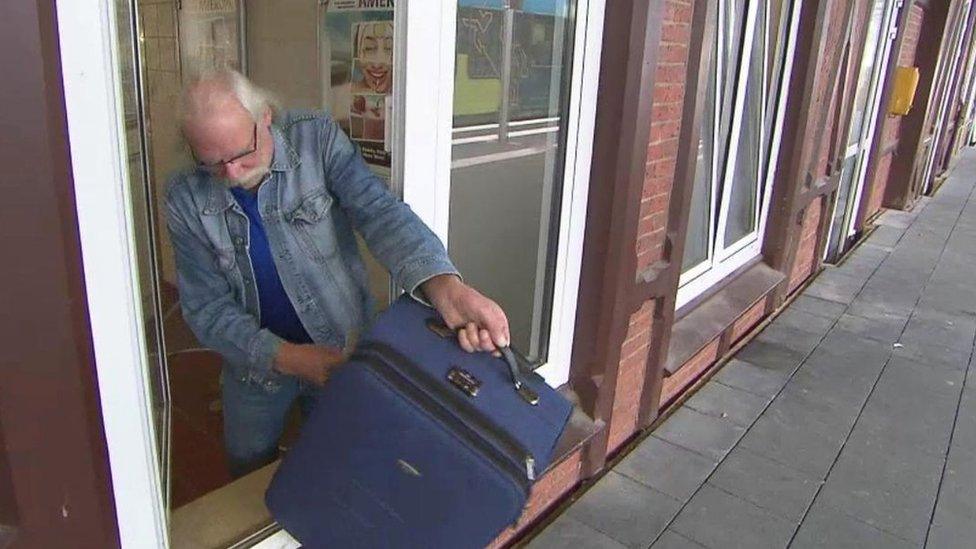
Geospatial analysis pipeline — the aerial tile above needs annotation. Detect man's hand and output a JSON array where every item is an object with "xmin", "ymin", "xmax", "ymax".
[
  {"xmin": 421, "ymin": 274, "xmax": 510, "ymax": 354},
  {"xmin": 273, "ymin": 342, "xmax": 346, "ymax": 385}
]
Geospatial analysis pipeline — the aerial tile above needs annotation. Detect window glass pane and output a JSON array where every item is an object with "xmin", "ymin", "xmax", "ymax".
[
  {"xmin": 448, "ymin": 0, "xmax": 575, "ymax": 363},
  {"xmin": 847, "ymin": 0, "xmax": 887, "ymax": 148},
  {"xmin": 724, "ymin": 0, "xmax": 765, "ymax": 245},
  {"xmin": 764, "ymin": 0, "xmax": 790, "ymax": 163},
  {"xmin": 717, "ymin": 0, "xmax": 749, "ymax": 185},
  {"xmin": 682, "ymin": 48, "xmax": 718, "ymax": 273}
]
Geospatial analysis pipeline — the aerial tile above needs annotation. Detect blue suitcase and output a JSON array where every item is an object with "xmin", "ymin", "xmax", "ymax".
[{"xmin": 265, "ymin": 296, "xmax": 573, "ymax": 548}]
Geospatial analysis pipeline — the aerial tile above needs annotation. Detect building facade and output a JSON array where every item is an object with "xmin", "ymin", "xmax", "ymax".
[{"xmin": 1, "ymin": 0, "xmax": 975, "ymax": 547}]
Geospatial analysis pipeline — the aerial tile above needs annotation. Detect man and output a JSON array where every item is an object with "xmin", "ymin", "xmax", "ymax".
[{"xmin": 166, "ymin": 70, "xmax": 509, "ymax": 477}]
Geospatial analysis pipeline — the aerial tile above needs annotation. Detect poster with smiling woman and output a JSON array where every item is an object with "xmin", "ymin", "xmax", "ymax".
[{"xmin": 320, "ymin": 0, "xmax": 394, "ymax": 176}]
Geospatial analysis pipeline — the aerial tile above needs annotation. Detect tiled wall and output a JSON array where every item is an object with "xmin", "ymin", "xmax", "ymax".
[{"xmin": 139, "ymin": 0, "xmax": 184, "ymax": 284}]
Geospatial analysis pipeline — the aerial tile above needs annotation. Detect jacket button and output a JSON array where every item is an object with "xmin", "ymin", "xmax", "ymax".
[{"xmin": 235, "ymin": 237, "xmax": 244, "ymax": 246}]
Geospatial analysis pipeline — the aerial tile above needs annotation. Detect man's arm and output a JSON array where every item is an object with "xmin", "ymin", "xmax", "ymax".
[
  {"xmin": 319, "ymin": 118, "xmax": 510, "ymax": 352},
  {"xmin": 319, "ymin": 117, "xmax": 457, "ymax": 299}
]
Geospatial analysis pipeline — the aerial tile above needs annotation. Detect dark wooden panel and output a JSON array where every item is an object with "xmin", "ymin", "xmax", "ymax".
[
  {"xmin": 0, "ymin": 2, "xmax": 119, "ymax": 546},
  {"xmin": 569, "ymin": 0, "xmax": 665, "ymax": 475}
]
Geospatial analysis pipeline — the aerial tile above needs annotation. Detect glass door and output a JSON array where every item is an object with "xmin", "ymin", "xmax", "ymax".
[
  {"xmin": 399, "ymin": 0, "xmax": 604, "ymax": 387},
  {"xmin": 824, "ymin": 0, "xmax": 901, "ymax": 261}
]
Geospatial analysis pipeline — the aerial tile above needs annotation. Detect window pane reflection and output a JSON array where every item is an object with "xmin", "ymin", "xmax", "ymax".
[{"xmin": 449, "ymin": 0, "xmax": 575, "ymax": 364}]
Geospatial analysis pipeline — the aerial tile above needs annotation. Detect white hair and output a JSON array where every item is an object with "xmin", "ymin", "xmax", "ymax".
[{"xmin": 179, "ymin": 69, "xmax": 279, "ymax": 125}]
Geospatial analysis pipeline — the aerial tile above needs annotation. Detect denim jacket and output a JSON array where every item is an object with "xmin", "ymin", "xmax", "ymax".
[{"xmin": 165, "ymin": 110, "xmax": 458, "ymax": 386}]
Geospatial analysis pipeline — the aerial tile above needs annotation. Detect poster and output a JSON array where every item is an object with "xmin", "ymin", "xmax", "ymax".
[
  {"xmin": 179, "ymin": 0, "xmax": 243, "ymax": 80},
  {"xmin": 320, "ymin": 0, "xmax": 395, "ymax": 174}
]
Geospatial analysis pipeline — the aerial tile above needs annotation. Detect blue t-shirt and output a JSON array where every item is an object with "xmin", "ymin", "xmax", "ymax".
[{"xmin": 231, "ymin": 187, "xmax": 313, "ymax": 344}]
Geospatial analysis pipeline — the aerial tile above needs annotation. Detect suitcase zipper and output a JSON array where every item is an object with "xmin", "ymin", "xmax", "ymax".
[{"xmin": 354, "ymin": 344, "xmax": 534, "ymax": 495}]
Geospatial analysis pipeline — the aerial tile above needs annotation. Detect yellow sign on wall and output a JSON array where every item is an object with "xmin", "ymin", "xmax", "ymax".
[{"xmin": 889, "ymin": 66, "xmax": 920, "ymax": 116}]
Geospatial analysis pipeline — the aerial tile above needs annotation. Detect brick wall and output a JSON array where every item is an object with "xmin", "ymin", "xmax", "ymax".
[
  {"xmin": 660, "ymin": 337, "xmax": 720, "ymax": 406},
  {"xmin": 607, "ymin": 300, "xmax": 655, "ymax": 453},
  {"xmin": 637, "ymin": 0, "xmax": 695, "ymax": 274},
  {"xmin": 729, "ymin": 297, "xmax": 768, "ymax": 344},
  {"xmin": 609, "ymin": 0, "xmax": 695, "ymax": 453},
  {"xmin": 486, "ymin": 449, "xmax": 583, "ymax": 548},
  {"xmin": 789, "ymin": 196, "xmax": 824, "ymax": 292},
  {"xmin": 867, "ymin": 152, "xmax": 894, "ymax": 220}
]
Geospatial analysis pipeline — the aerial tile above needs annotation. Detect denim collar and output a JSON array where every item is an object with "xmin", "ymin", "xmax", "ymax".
[{"xmin": 202, "ymin": 123, "xmax": 299, "ymax": 216}]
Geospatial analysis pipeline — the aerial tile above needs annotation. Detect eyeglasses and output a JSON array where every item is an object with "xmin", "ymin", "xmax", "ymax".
[{"xmin": 194, "ymin": 123, "xmax": 258, "ymax": 171}]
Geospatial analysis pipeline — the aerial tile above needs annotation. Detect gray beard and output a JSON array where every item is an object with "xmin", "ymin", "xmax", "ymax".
[{"xmin": 221, "ymin": 167, "xmax": 269, "ymax": 190}]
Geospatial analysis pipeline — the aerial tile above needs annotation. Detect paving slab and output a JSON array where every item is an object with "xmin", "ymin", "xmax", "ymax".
[
  {"xmin": 527, "ymin": 515, "xmax": 629, "ymax": 549},
  {"xmin": 865, "ymin": 224, "xmax": 905, "ymax": 248},
  {"xmin": 900, "ymin": 307, "xmax": 976, "ymax": 352},
  {"xmin": 566, "ymin": 472, "xmax": 682, "ymax": 548},
  {"xmin": 711, "ymin": 358, "xmax": 790, "ymax": 398},
  {"xmin": 669, "ymin": 485, "xmax": 795, "ymax": 549},
  {"xmin": 804, "ymin": 271, "xmax": 867, "ymax": 304},
  {"xmin": 651, "ymin": 530, "xmax": 707, "ymax": 549},
  {"xmin": 734, "ymin": 339, "xmax": 808, "ymax": 374},
  {"xmin": 791, "ymin": 500, "xmax": 916, "ymax": 549},
  {"xmin": 769, "ymin": 307, "xmax": 837, "ymax": 335},
  {"xmin": 754, "ymin": 323, "xmax": 825, "ymax": 355},
  {"xmin": 789, "ymin": 294, "xmax": 848, "ymax": 319},
  {"xmin": 683, "ymin": 380, "xmax": 771, "ymax": 427},
  {"xmin": 832, "ymin": 312, "xmax": 907, "ymax": 344},
  {"xmin": 614, "ymin": 436, "xmax": 718, "ymax": 503},
  {"xmin": 653, "ymin": 407, "xmax": 746, "ymax": 461},
  {"xmin": 736, "ymin": 405, "xmax": 847, "ymax": 479},
  {"xmin": 815, "ymin": 448, "xmax": 942, "ymax": 546},
  {"xmin": 707, "ymin": 447, "xmax": 821, "ymax": 522}
]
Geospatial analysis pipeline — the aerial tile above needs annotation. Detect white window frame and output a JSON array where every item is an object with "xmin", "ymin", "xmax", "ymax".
[
  {"xmin": 677, "ymin": 0, "xmax": 801, "ymax": 309},
  {"xmin": 399, "ymin": 0, "xmax": 605, "ymax": 388}
]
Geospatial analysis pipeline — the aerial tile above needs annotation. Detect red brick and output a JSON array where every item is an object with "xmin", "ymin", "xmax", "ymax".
[
  {"xmin": 647, "ymin": 137, "xmax": 680, "ymax": 161},
  {"xmin": 653, "ymin": 83, "xmax": 686, "ymax": 104},
  {"xmin": 661, "ymin": 338, "xmax": 720, "ymax": 406},
  {"xmin": 660, "ymin": 22, "xmax": 691, "ymax": 43},
  {"xmin": 658, "ymin": 42, "xmax": 690, "ymax": 64}
]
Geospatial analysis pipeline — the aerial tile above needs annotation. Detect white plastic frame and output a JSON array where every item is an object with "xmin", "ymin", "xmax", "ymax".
[
  {"xmin": 400, "ymin": 0, "xmax": 605, "ymax": 387},
  {"xmin": 55, "ymin": 0, "xmax": 170, "ymax": 546},
  {"xmin": 677, "ymin": 0, "xmax": 802, "ymax": 309}
]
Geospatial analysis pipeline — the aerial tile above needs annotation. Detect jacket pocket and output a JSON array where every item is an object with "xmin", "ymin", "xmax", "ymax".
[{"xmin": 287, "ymin": 191, "xmax": 340, "ymax": 264}]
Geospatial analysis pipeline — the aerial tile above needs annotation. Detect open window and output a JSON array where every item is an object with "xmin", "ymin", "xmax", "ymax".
[{"xmin": 678, "ymin": 0, "xmax": 799, "ymax": 309}]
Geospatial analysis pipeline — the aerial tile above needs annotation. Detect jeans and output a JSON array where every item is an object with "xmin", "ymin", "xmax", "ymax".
[{"xmin": 221, "ymin": 365, "xmax": 319, "ymax": 478}]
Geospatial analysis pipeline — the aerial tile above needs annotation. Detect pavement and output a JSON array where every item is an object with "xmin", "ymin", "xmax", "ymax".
[{"xmin": 527, "ymin": 149, "xmax": 976, "ymax": 549}]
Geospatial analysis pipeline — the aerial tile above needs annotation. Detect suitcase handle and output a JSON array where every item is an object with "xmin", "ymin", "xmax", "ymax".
[
  {"xmin": 498, "ymin": 347, "xmax": 540, "ymax": 406},
  {"xmin": 426, "ymin": 318, "xmax": 540, "ymax": 406}
]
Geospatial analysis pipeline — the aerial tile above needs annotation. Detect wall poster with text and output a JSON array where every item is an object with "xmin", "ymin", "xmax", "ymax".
[{"xmin": 320, "ymin": 0, "xmax": 395, "ymax": 178}]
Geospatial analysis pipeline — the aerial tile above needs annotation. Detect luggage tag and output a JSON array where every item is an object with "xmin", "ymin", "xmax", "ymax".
[{"xmin": 426, "ymin": 318, "xmax": 540, "ymax": 406}]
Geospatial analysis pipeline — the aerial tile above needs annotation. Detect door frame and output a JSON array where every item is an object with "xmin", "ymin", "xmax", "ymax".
[
  {"xmin": 55, "ymin": 0, "xmax": 170, "ymax": 546},
  {"xmin": 824, "ymin": 0, "xmax": 902, "ymax": 261},
  {"xmin": 56, "ymin": 0, "xmax": 606, "ymax": 546}
]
